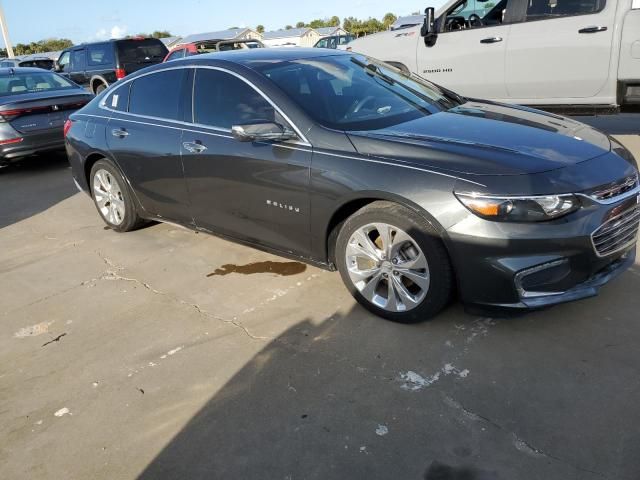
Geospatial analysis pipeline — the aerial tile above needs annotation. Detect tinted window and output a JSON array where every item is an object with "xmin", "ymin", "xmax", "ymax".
[
  {"xmin": 258, "ymin": 55, "xmax": 460, "ymax": 131},
  {"xmin": 87, "ymin": 43, "xmax": 114, "ymax": 66},
  {"xmin": 193, "ymin": 69, "xmax": 276, "ymax": 129},
  {"xmin": 105, "ymin": 83, "xmax": 130, "ymax": 112},
  {"xmin": 165, "ymin": 49, "xmax": 185, "ymax": 62},
  {"xmin": 526, "ymin": 0, "xmax": 605, "ymax": 18},
  {"xmin": 19, "ymin": 59, "xmax": 54, "ymax": 69},
  {"xmin": 71, "ymin": 49, "xmax": 86, "ymax": 70},
  {"xmin": 128, "ymin": 69, "xmax": 184, "ymax": 120},
  {"xmin": 57, "ymin": 52, "xmax": 70, "ymax": 72},
  {"xmin": 0, "ymin": 72, "xmax": 76, "ymax": 96},
  {"xmin": 0, "ymin": 60, "xmax": 17, "ymax": 68},
  {"xmin": 315, "ymin": 39, "xmax": 328, "ymax": 48},
  {"xmin": 116, "ymin": 39, "xmax": 168, "ymax": 64},
  {"xmin": 445, "ymin": 0, "xmax": 511, "ymax": 30}
]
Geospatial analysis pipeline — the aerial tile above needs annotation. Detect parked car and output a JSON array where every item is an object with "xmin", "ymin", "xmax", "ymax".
[
  {"xmin": 65, "ymin": 49, "xmax": 639, "ymax": 322},
  {"xmin": 56, "ymin": 38, "xmax": 169, "ymax": 94},
  {"xmin": 0, "ymin": 57, "xmax": 55, "ymax": 70},
  {"xmin": 348, "ymin": 0, "xmax": 640, "ymax": 110},
  {"xmin": 164, "ymin": 39, "xmax": 265, "ymax": 62},
  {"xmin": 0, "ymin": 67, "xmax": 92, "ymax": 165},
  {"xmin": 313, "ymin": 35, "xmax": 355, "ymax": 49}
]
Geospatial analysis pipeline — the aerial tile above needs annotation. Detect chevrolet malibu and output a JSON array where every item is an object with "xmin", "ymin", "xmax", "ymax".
[{"xmin": 65, "ymin": 49, "xmax": 639, "ymax": 322}]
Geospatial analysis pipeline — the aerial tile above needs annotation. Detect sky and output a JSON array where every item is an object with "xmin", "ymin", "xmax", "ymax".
[{"xmin": 0, "ymin": 0, "xmax": 447, "ymax": 47}]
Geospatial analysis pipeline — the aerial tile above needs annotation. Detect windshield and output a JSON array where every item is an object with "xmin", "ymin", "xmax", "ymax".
[
  {"xmin": 117, "ymin": 39, "xmax": 168, "ymax": 64},
  {"xmin": 257, "ymin": 54, "xmax": 462, "ymax": 131},
  {"xmin": 0, "ymin": 72, "xmax": 76, "ymax": 96}
]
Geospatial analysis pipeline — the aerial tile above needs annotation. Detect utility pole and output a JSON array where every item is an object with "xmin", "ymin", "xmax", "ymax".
[{"xmin": 0, "ymin": 1, "xmax": 14, "ymax": 58}]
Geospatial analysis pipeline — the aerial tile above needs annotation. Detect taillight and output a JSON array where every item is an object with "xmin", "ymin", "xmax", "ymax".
[
  {"xmin": 63, "ymin": 119, "xmax": 72, "ymax": 138},
  {"xmin": 0, "ymin": 137, "xmax": 23, "ymax": 145},
  {"xmin": 115, "ymin": 68, "xmax": 126, "ymax": 80}
]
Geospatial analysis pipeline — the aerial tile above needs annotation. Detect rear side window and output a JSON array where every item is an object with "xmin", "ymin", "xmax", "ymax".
[
  {"xmin": 87, "ymin": 44, "xmax": 114, "ymax": 66},
  {"xmin": 128, "ymin": 69, "xmax": 184, "ymax": 120},
  {"xmin": 193, "ymin": 69, "xmax": 276, "ymax": 129},
  {"xmin": 105, "ymin": 83, "xmax": 130, "ymax": 112},
  {"xmin": 526, "ymin": 0, "xmax": 605, "ymax": 19},
  {"xmin": 116, "ymin": 39, "xmax": 168, "ymax": 65}
]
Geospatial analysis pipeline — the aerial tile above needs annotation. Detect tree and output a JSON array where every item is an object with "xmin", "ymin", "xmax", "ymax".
[
  {"xmin": 14, "ymin": 38, "xmax": 73, "ymax": 55},
  {"xmin": 256, "ymin": 25, "xmax": 265, "ymax": 33},
  {"xmin": 383, "ymin": 13, "xmax": 397, "ymax": 29},
  {"xmin": 329, "ymin": 16, "xmax": 340, "ymax": 27},
  {"xmin": 484, "ymin": 2, "xmax": 496, "ymax": 8},
  {"xmin": 296, "ymin": 21, "xmax": 305, "ymax": 28},
  {"xmin": 151, "ymin": 30, "xmax": 172, "ymax": 39},
  {"xmin": 285, "ymin": 25, "xmax": 293, "ymax": 30}
]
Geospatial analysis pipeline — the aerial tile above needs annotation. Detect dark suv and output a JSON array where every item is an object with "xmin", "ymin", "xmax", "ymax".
[{"xmin": 56, "ymin": 38, "xmax": 168, "ymax": 94}]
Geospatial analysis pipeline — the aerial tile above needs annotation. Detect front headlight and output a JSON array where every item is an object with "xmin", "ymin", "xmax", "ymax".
[{"xmin": 455, "ymin": 192, "xmax": 580, "ymax": 222}]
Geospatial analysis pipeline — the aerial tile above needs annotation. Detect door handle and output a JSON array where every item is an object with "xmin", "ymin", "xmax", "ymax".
[
  {"xmin": 111, "ymin": 128, "xmax": 129, "ymax": 138},
  {"xmin": 579, "ymin": 26, "xmax": 607, "ymax": 33},
  {"xmin": 480, "ymin": 36, "xmax": 503, "ymax": 44},
  {"xmin": 183, "ymin": 141, "xmax": 207, "ymax": 154}
]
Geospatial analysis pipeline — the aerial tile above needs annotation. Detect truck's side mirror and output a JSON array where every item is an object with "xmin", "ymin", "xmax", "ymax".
[{"xmin": 420, "ymin": 7, "xmax": 438, "ymax": 47}]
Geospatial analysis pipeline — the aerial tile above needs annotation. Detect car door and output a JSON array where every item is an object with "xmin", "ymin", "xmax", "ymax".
[
  {"xmin": 56, "ymin": 51, "xmax": 71, "ymax": 79},
  {"xmin": 416, "ymin": 0, "xmax": 517, "ymax": 100},
  {"xmin": 505, "ymin": 0, "xmax": 617, "ymax": 100},
  {"xmin": 69, "ymin": 48, "xmax": 88, "ymax": 87},
  {"xmin": 105, "ymin": 68, "xmax": 192, "ymax": 224},
  {"xmin": 181, "ymin": 67, "xmax": 312, "ymax": 256}
]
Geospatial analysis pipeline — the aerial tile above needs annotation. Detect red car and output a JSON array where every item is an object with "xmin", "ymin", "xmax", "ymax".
[{"xmin": 163, "ymin": 38, "xmax": 264, "ymax": 62}]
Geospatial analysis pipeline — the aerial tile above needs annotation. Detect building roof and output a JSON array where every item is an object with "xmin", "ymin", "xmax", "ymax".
[
  {"xmin": 315, "ymin": 27, "xmax": 344, "ymax": 36},
  {"xmin": 179, "ymin": 29, "xmax": 252, "ymax": 45},
  {"xmin": 160, "ymin": 36, "xmax": 182, "ymax": 47},
  {"xmin": 262, "ymin": 28, "xmax": 312, "ymax": 40}
]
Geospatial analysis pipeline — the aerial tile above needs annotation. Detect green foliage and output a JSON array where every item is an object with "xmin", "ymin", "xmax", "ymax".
[
  {"xmin": 256, "ymin": 25, "xmax": 265, "ymax": 33},
  {"xmin": 285, "ymin": 25, "xmax": 293, "ymax": 30},
  {"xmin": 295, "ymin": 21, "xmax": 305, "ymax": 28},
  {"xmin": 484, "ymin": 2, "xmax": 496, "ymax": 8},
  {"xmin": 382, "ymin": 13, "xmax": 398, "ymax": 29},
  {"xmin": 14, "ymin": 38, "xmax": 73, "ymax": 55},
  {"xmin": 151, "ymin": 30, "xmax": 172, "ymax": 38}
]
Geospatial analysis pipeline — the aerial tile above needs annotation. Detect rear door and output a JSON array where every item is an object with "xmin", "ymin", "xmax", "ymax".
[
  {"xmin": 181, "ymin": 67, "xmax": 312, "ymax": 255},
  {"xmin": 69, "ymin": 48, "xmax": 88, "ymax": 87},
  {"xmin": 106, "ymin": 69, "xmax": 191, "ymax": 223},
  {"xmin": 505, "ymin": 0, "xmax": 616, "ymax": 100}
]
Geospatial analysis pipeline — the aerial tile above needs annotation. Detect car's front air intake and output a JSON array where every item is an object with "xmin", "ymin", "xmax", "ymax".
[{"xmin": 592, "ymin": 205, "xmax": 640, "ymax": 257}]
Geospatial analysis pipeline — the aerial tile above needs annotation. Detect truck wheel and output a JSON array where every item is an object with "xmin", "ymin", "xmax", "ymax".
[{"xmin": 95, "ymin": 83, "xmax": 107, "ymax": 94}]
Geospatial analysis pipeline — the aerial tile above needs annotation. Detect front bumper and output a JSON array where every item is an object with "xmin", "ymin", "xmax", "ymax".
[{"xmin": 446, "ymin": 193, "xmax": 638, "ymax": 309}]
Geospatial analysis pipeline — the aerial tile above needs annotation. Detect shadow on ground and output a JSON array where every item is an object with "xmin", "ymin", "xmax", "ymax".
[
  {"xmin": 136, "ymin": 264, "xmax": 640, "ymax": 480},
  {"xmin": 0, "ymin": 153, "xmax": 77, "ymax": 229}
]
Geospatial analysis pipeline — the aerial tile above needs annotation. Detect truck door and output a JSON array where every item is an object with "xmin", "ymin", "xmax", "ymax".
[
  {"xmin": 416, "ymin": 0, "xmax": 517, "ymax": 100},
  {"xmin": 70, "ymin": 48, "xmax": 89, "ymax": 87},
  {"xmin": 505, "ymin": 0, "xmax": 617, "ymax": 101}
]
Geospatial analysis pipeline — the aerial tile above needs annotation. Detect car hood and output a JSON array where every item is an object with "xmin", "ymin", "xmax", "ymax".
[{"xmin": 347, "ymin": 101, "xmax": 612, "ymax": 176}]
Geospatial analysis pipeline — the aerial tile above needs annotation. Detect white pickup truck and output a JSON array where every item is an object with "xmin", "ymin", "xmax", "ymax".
[{"xmin": 348, "ymin": 0, "xmax": 640, "ymax": 111}]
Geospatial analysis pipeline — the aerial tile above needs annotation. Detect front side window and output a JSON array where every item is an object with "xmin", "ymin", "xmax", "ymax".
[
  {"xmin": 87, "ymin": 44, "xmax": 114, "ymax": 66},
  {"xmin": 525, "ymin": 0, "xmax": 605, "ymax": 20},
  {"xmin": 128, "ymin": 69, "xmax": 184, "ymax": 120},
  {"xmin": 0, "ymin": 72, "xmax": 76, "ymax": 96},
  {"xmin": 193, "ymin": 69, "xmax": 276, "ymax": 129},
  {"xmin": 57, "ymin": 52, "xmax": 70, "ymax": 72},
  {"xmin": 444, "ymin": 0, "xmax": 511, "ymax": 30},
  {"xmin": 316, "ymin": 39, "xmax": 328, "ymax": 48},
  {"xmin": 258, "ymin": 54, "xmax": 462, "ymax": 131}
]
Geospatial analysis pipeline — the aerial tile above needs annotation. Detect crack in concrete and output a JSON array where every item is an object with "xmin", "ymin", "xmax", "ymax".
[
  {"xmin": 90, "ymin": 253, "xmax": 269, "ymax": 341},
  {"xmin": 442, "ymin": 395, "xmax": 607, "ymax": 478}
]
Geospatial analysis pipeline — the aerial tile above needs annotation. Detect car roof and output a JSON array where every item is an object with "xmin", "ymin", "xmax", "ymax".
[{"xmin": 193, "ymin": 47, "xmax": 349, "ymax": 67}]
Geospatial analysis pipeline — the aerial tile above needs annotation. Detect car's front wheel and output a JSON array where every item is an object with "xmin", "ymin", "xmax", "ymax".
[
  {"xmin": 90, "ymin": 159, "xmax": 142, "ymax": 232},
  {"xmin": 335, "ymin": 201, "xmax": 453, "ymax": 322}
]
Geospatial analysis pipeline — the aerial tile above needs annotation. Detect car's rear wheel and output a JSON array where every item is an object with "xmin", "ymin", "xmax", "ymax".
[
  {"xmin": 90, "ymin": 159, "xmax": 141, "ymax": 232},
  {"xmin": 335, "ymin": 201, "xmax": 453, "ymax": 322}
]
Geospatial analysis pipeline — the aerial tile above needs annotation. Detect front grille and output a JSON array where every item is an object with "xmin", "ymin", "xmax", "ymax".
[
  {"xmin": 589, "ymin": 174, "xmax": 638, "ymax": 202},
  {"xmin": 592, "ymin": 205, "xmax": 640, "ymax": 257}
]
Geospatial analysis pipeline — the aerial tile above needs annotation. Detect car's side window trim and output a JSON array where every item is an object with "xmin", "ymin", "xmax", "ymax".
[
  {"xmin": 523, "ymin": 0, "xmax": 607, "ymax": 22},
  {"xmin": 99, "ymin": 65, "xmax": 310, "ymax": 146}
]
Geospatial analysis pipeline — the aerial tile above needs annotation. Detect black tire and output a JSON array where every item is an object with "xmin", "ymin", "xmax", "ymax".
[
  {"xmin": 89, "ymin": 159, "xmax": 142, "ymax": 232},
  {"xmin": 95, "ymin": 83, "xmax": 107, "ymax": 94},
  {"xmin": 335, "ymin": 201, "xmax": 453, "ymax": 323}
]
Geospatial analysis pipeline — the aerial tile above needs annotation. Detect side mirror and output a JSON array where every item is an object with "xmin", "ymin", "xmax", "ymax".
[
  {"xmin": 420, "ymin": 7, "xmax": 438, "ymax": 47},
  {"xmin": 231, "ymin": 122, "xmax": 296, "ymax": 143}
]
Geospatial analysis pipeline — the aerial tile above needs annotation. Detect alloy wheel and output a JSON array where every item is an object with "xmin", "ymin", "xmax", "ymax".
[
  {"xmin": 93, "ymin": 168, "xmax": 125, "ymax": 225},
  {"xmin": 345, "ymin": 223, "xmax": 430, "ymax": 312}
]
